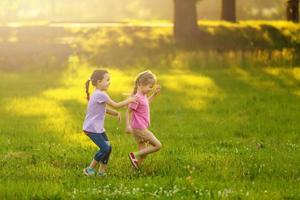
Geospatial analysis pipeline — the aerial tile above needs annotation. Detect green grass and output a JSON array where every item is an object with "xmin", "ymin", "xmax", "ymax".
[{"xmin": 0, "ymin": 23, "xmax": 300, "ymax": 199}]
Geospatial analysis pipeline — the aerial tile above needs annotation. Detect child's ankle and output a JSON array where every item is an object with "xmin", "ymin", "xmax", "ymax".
[{"xmin": 97, "ymin": 171, "xmax": 107, "ymax": 177}]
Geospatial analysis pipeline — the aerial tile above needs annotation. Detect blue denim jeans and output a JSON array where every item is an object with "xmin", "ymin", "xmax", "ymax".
[{"xmin": 85, "ymin": 131, "xmax": 112, "ymax": 164}]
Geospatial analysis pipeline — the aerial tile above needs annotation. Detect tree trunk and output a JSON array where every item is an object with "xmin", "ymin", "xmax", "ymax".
[
  {"xmin": 173, "ymin": 0, "xmax": 199, "ymax": 42},
  {"xmin": 287, "ymin": 0, "xmax": 299, "ymax": 22},
  {"xmin": 221, "ymin": 0, "xmax": 236, "ymax": 22}
]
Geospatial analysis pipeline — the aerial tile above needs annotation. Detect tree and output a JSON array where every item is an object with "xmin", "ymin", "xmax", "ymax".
[
  {"xmin": 221, "ymin": 0, "xmax": 236, "ymax": 22},
  {"xmin": 286, "ymin": 0, "xmax": 299, "ymax": 22},
  {"xmin": 173, "ymin": 0, "xmax": 199, "ymax": 42}
]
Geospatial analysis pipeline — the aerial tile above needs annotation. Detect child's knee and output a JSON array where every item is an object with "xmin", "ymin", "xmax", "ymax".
[
  {"xmin": 155, "ymin": 142, "xmax": 162, "ymax": 150},
  {"xmin": 98, "ymin": 145, "xmax": 111, "ymax": 158},
  {"xmin": 104, "ymin": 145, "xmax": 112, "ymax": 155}
]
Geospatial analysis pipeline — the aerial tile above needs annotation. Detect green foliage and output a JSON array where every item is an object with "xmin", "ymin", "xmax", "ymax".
[
  {"xmin": 196, "ymin": 21, "xmax": 300, "ymax": 51},
  {"xmin": 65, "ymin": 21, "xmax": 300, "ymax": 65}
]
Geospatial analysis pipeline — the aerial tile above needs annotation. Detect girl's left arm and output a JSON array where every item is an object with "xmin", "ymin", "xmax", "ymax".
[{"xmin": 148, "ymin": 84, "xmax": 161, "ymax": 103}]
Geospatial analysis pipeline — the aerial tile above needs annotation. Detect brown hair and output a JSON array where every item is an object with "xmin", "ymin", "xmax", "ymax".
[
  {"xmin": 132, "ymin": 70, "xmax": 156, "ymax": 95},
  {"xmin": 85, "ymin": 69, "xmax": 108, "ymax": 100}
]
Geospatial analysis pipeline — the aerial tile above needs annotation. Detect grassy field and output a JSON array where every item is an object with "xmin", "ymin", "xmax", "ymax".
[{"xmin": 0, "ymin": 22, "xmax": 300, "ymax": 199}]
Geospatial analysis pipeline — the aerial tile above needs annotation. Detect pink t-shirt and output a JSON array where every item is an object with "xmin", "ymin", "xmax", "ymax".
[{"xmin": 128, "ymin": 92, "xmax": 150, "ymax": 129}]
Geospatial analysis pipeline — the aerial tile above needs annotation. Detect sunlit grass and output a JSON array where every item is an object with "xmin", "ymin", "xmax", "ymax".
[
  {"xmin": 1, "ymin": 61, "xmax": 300, "ymax": 199},
  {"xmin": 161, "ymin": 71, "xmax": 222, "ymax": 110},
  {"xmin": 1, "ymin": 24, "xmax": 300, "ymax": 199},
  {"xmin": 264, "ymin": 66, "xmax": 300, "ymax": 80},
  {"xmin": 198, "ymin": 20, "xmax": 300, "ymax": 29}
]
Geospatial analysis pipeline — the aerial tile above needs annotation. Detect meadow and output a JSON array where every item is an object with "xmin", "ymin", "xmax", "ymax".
[{"xmin": 0, "ymin": 21, "xmax": 299, "ymax": 199}]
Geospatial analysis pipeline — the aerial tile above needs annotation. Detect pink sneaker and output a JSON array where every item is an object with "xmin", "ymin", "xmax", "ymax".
[{"xmin": 128, "ymin": 152, "xmax": 139, "ymax": 169}]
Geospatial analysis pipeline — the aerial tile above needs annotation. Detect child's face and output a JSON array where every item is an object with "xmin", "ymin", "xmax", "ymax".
[
  {"xmin": 139, "ymin": 83, "xmax": 154, "ymax": 94},
  {"xmin": 97, "ymin": 73, "xmax": 110, "ymax": 91}
]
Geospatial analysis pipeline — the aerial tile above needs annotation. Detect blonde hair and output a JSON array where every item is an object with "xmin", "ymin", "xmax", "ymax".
[{"xmin": 132, "ymin": 70, "xmax": 156, "ymax": 95}]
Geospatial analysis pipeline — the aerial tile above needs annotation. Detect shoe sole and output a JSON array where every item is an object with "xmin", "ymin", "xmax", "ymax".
[{"xmin": 128, "ymin": 153, "xmax": 139, "ymax": 170}]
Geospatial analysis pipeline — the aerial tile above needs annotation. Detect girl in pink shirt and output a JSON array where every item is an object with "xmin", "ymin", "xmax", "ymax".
[{"xmin": 126, "ymin": 70, "xmax": 162, "ymax": 169}]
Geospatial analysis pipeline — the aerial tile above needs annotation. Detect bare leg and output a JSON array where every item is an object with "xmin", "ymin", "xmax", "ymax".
[
  {"xmin": 98, "ymin": 164, "xmax": 107, "ymax": 173},
  {"xmin": 134, "ymin": 129, "xmax": 162, "ymax": 158},
  {"xmin": 89, "ymin": 159, "xmax": 98, "ymax": 169},
  {"xmin": 137, "ymin": 142, "xmax": 147, "ymax": 165}
]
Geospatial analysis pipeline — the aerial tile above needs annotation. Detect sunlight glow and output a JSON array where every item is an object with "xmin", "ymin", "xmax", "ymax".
[
  {"xmin": 231, "ymin": 67, "xmax": 277, "ymax": 89},
  {"xmin": 264, "ymin": 67, "xmax": 300, "ymax": 83},
  {"xmin": 161, "ymin": 71, "xmax": 222, "ymax": 110}
]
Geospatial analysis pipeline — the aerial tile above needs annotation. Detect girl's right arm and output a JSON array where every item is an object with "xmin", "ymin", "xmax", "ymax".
[
  {"xmin": 106, "ymin": 95, "xmax": 137, "ymax": 109},
  {"xmin": 125, "ymin": 108, "xmax": 133, "ymax": 134}
]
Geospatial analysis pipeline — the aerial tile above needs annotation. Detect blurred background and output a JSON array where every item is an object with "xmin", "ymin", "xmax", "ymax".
[{"xmin": 0, "ymin": 0, "xmax": 287, "ymax": 23}]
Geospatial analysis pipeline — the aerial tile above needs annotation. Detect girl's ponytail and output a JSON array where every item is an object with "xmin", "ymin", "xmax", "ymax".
[
  {"xmin": 85, "ymin": 79, "xmax": 91, "ymax": 101},
  {"xmin": 85, "ymin": 69, "xmax": 108, "ymax": 101}
]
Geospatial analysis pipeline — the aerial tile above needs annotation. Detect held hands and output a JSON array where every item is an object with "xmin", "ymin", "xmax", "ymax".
[{"xmin": 128, "ymin": 96, "xmax": 138, "ymax": 104}]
